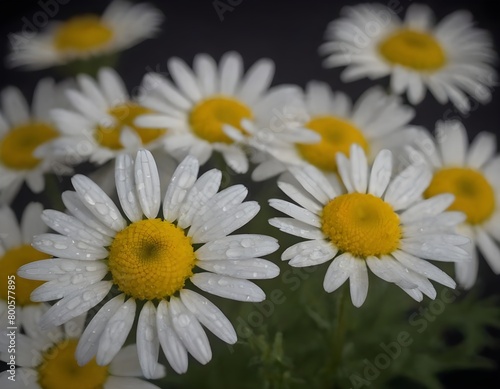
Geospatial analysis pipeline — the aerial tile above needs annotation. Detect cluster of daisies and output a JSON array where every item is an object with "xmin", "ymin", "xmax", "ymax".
[{"xmin": 1, "ymin": 1, "xmax": 499, "ymax": 388}]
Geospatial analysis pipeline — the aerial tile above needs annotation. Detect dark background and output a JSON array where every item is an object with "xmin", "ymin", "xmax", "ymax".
[{"xmin": 1, "ymin": 0, "xmax": 499, "ymax": 388}]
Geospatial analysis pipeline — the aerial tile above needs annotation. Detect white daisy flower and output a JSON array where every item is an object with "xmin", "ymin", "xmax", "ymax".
[
  {"xmin": 407, "ymin": 120, "xmax": 500, "ymax": 289},
  {"xmin": 0, "ymin": 79, "xmax": 71, "ymax": 203},
  {"xmin": 269, "ymin": 144, "xmax": 469, "ymax": 307},
  {"xmin": 0, "ymin": 306, "xmax": 165, "ymax": 389},
  {"xmin": 18, "ymin": 150, "xmax": 280, "ymax": 377},
  {"xmin": 46, "ymin": 67, "xmax": 169, "ymax": 166},
  {"xmin": 135, "ymin": 51, "xmax": 300, "ymax": 173},
  {"xmin": 319, "ymin": 3, "xmax": 496, "ymax": 113},
  {"xmin": 0, "ymin": 203, "xmax": 49, "ymax": 331},
  {"xmin": 251, "ymin": 83, "xmax": 416, "ymax": 181},
  {"xmin": 7, "ymin": 0, "xmax": 163, "ymax": 70}
]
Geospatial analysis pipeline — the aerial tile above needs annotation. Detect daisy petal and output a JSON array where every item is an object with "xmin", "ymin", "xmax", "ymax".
[
  {"xmin": 18, "ymin": 259, "xmax": 107, "ymax": 282},
  {"xmin": 40, "ymin": 281, "xmax": 112, "ymax": 329},
  {"xmin": 384, "ymin": 164, "xmax": 432, "ymax": 210},
  {"xmin": 168, "ymin": 297, "xmax": 212, "ymax": 364},
  {"xmin": 392, "ymin": 250, "xmax": 456, "ymax": 288},
  {"xmin": 62, "ymin": 191, "xmax": 116, "ymax": 237},
  {"xmin": 189, "ymin": 185, "xmax": 248, "ymax": 236},
  {"xmin": 77, "ymin": 74, "xmax": 107, "ymax": 109},
  {"xmin": 455, "ymin": 238, "xmax": 478, "ymax": 289},
  {"xmin": 476, "ymin": 228, "xmax": 500, "ymax": 274},
  {"xmin": 32, "ymin": 78, "xmax": 55, "ymax": 121},
  {"xmin": 466, "ymin": 132, "xmax": 497, "ymax": 169},
  {"xmin": 268, "ymin": 217, "xmax": 324, "ymax": 240},
  {"xmin": 238, "ymin": 58, "xmax": 274, "ymax": 105},
  {"xmin": 76, "ymin": 294, "xmax": 125, "ymax": 365},
  {"xmin": 336, "ymin": 153, "xmax": 354, "ymax": 193},
  {"xmin": 483, "ymin": 156, "xmax": 500, "ymax": 187},
  {"xmin": 400, "ymin": 240, "xmax": 469, "ymax": 262},
  {"xmin": 349, "ymin": 259, "xmax": 369, "ymax": 307},
  {"xmin": 41, "ymin": 210, "xmax": 112, "ymax": 247},
  {"xmin": 177, "ymin": 169, "xmax": 221, "ymax": 229},
  {"xmin": 99, "ymin": 67, "xmax": 128, "ymax": 105},
  {"xmin": 401, "ymin": 287, "xmax": 423, "ymax": 302},
  {"xmin": 192, "ymin": 202, "xmax": 260, "ymax": 243},
  {"xmin": 0, "ymin": 206, "xmax": 22, "ymax": 248},
  {"xmin": 71, "ymin": 175, "xmax": 126, "ymax": 231},
  {"xmin": 194, "ymin": 53, "xmax": 217, "ymax": 96},
  {"xmin": 196, "ymin": 258, "xmax": 279, "ymax": 279},
  {"xmin": 399, "ymin": 194, "xmax": 455, "ymax": 224},
  {"xmin": 32, "ymin": 233, "xmax": 108, "ymax": 260},
  {"xmin": 137, "ymin": 301, "xmax": 160, "ymax": 379},
  {"xmin": 282, "ymin": 240, "xmax": 337, "ymax": 267},
  {"xmin": 269, "ymin": 199, "xmax": 321, "ymax": 227},
  {"xmin": 157, "ymin": 300, "xmax": 188, "ymax": 374},
  {"xmin": 135, "ymin": 150, "xmax": 161, "ymax": 219},
  {"xmin": 349, "ymin": 144, "xmax": 368, "ymax": 193},
  {"xmin": 219, "ymin": 51, "xmax": 242, "ymax": 95},
  {"xmin": 96, "ymin": 298, "xmax": 137, "ymax": 365},
  {"xmin": 168, "ymin": 58, "xmax": 202, "ymax": 101},
  {"xmin": 277, "ymin": 175, "xmax": 323, "ymax": 214},
  {"xmin": 289, "ymin": 165, "xmax": 336, "ymax": 204},
  {"xmin": 191, "ymin": 273, "xmax": 265, "ymax": 302},
  {"xmin": 437, "ymin": 120, "xmax": 468, "ymax": 166},
  {"xmin": 195, "ymin": 234, "xmax": 279, "ymax": 260},
  {"xmin": 30, "ymin": 269, "xmax": 107, "ymax": 302},
  {"xmin": 163, "ymin": 155, "xmax": 199, "ymax": 222},
  {"xmin": 142, "ymin": 73, "xmax": 191, "ymax": 110},
  {"xmin": 368, "ymin": 149, "xmax": 393, "ymax": 197},
  {"xmin": 366, "ymin": 256, "xmax": 416, "ymax": 289},
  {"xmin": 180, "ymin": 289, "xmax": 237, "ymax": 344},
  {"xmin": 115, "ymin": 154, "xmax": 142, "ymax": 222},
  {"xmin": 323, "ymin": 253, "xmax": 351, "ymax": 293},
  {"xmin": 1, "ymin": 86, "xmax": 30, "ymax": 125}
]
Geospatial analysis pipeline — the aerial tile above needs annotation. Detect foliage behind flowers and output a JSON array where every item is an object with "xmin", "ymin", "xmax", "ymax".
[{"xmin": 1, "ymin": 1, "xmax": 500, "ymax": 389}]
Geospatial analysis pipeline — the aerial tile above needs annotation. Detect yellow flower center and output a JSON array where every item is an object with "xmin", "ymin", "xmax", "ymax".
[
  {"xmin": 54, "ymin": 15, "xmax": 114, "ymax": 53},
  {"xmin": 108, "ymin": 219, "xmax": 196, "ymax": 300},
  {"xmin": 0, "ymin": 122, "xmax": 58, "ymax": 170},
  {"xmin": 322, "ymin": 193, "xmax": 402, "ymax": 258},
  {"xmin": 378, "ymin": 29, "xmax": 447, "ymax": 71},
  {"xmin": 297, "ymin": 116, "xmax": 369, "ymax": 172},
  {"xmin": 38, "ymin": 339, "xmax": 108, "ymax": 389},
  {"xmin": 0, "ymin": 244, "xmax": 47, "ymax": 306},
  {"xmin": 424, "ymin": 167, "xmax": 495, "ymax": 225},
  {"xmin": 189, "ymin": 96, "xmax": 253, "ymax": 144},
  {"xmin": 95, "ymin": 103, "xmax": 166, "ymax": 150}
]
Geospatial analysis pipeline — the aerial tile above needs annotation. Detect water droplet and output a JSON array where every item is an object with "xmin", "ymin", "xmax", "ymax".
[
  {"xmin": 241, "ymin": 239, "xmax": 252, "ymax": 248},
  {"xmin": 71, "ymin": 274, "xmax": 84, "ymax": 284},
  {"xmin": 177, "ymin": 314, "xmax": 190, "ymax": 327},
  {"xmin": 54, "ymin": 243, "xmax": 68, "ymax": 250}
]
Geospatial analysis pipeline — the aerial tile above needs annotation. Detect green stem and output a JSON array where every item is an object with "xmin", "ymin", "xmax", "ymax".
[{"xmin": 331, "ymin": 286, "xmax": 349, "ymax": 387}]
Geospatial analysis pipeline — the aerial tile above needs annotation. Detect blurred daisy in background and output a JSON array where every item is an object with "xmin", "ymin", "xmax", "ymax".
[
  {"xmin": 0, "ymin": 203, "xmax": 49, "ymax": 330},
  {"xmin": 135, "ymin": 51, "xmax": 301, "ymax": 173},
  {"xmin": 407, "ymin": 120, "xmax": 500, "ymax": 289},
  {"xmin": 46, "ymin": 67, "xmax": 169, "ymax": 166},
  {"xmin": 19, "ymin": 150, "xmax": 280, "ymax": 377},
  {"xmin": 0, "ymin": 307, "xmax": 165, "ymax": 388},
  {"xmin": 0, "ymin": 79, "xmax": 71, "ymax": 203},
  {"xmin": 269, "ymin": 144, "xmax": 469, "ymax": 307},
  {"xmin": 250, "ymin": 83, "xmax": 416, "ymax": 181},
  {"xmin": 7, "ymin": 0, "xmax": 163, "ymax": 71},
  {"xmin": 320, "ymin": 3, "xmax": 496, "ymax": 113}
]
